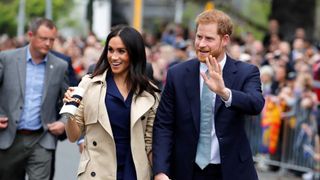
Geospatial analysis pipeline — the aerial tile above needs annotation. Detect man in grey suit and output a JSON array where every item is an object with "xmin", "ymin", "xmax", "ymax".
[{"xmin": 0, "ymin": 18, "xmax": 68, "ymax": 180}]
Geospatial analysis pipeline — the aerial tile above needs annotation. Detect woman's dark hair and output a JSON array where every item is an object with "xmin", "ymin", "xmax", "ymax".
[{"xmin": 92, "ymin": 25, "xmax": 160, "ymax": 100}]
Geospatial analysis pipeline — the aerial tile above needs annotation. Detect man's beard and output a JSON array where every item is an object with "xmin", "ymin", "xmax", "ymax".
[{"xmin": 197, "ymin": 48, "xmax": 222, "ymax": 62}]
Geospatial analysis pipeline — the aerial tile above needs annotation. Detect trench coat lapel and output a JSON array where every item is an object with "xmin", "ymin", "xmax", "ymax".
[
  {"xmin": 92, "ymin": 71, "xmax": 114, "ymax": 138},
  {"xmin": 130, "ymin": 92, "xmax": 155, "ymax": 128}
]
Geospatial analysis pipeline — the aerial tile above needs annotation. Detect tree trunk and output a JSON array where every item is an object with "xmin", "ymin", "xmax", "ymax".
[{"xmin": 270, "ymin": 0, "xmax": 316, "ymax": 42}]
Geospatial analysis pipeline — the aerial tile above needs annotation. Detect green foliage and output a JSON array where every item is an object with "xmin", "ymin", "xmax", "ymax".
[
  {"xmin": 0, "ymin": 1, "xmax": 19, "ymax": 37},
  {"xmin": 239, "ymin": 0, "xmax": 270, "ymax": 40},
  {"xmin": 0, "ymin": 0, "xmax": 73, "ymax": 37},
  {"xmin": 182, "ymin": 0, "xmax": 270, "ymax": 40},
  {"xmin": 182, "ymin": 1, "xmax": 202, "ymax": 30}
]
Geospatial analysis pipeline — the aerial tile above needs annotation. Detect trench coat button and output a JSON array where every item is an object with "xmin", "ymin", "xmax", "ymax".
[
  {"xmin": 93, "ymin": 141, "xmax": 97, "ymax": 146},
  {"xmin": 141, "ymin": 116, "xmax": 146, "ymax": 120},
  {"xmin": 91, "ymin": 171, "xmax": 96, "ymax": 177}
]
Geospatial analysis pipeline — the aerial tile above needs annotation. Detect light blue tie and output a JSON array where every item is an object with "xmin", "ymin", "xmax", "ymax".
[{"xmin": 195, "ymin": 76, "xmax": 213, "ymax": 169}]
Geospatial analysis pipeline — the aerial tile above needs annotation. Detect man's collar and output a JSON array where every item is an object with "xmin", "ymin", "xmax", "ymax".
[{"xmin": 26, "ymin": 45, "xmax": 48, "ymax": 63}]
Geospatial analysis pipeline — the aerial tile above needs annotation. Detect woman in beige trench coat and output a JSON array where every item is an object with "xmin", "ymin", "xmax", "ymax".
[{"xmin": 64, "ymin": 25, "xmax": 160, "ymax": 180}]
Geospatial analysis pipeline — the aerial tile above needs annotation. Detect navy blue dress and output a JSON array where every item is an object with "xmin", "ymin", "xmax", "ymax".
[{"xmin": 105, "ymin": 72, "xmax": 137, "ymax": 180}]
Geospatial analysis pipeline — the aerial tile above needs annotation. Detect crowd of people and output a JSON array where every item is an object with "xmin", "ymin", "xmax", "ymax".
[{"xmin": 0, "ymin": 8, "xmax": 319, "ymax": 180}]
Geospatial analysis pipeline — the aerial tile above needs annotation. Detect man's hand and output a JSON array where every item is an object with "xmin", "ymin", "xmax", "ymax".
[
  {"xmin": 201, "ymin": 55, "xmax": 230, "ymax": 100},
  {"xmin": 0, "ymin": 116, "xmax": 8, "ymax": 129},
  {"xmin": 77, "ymin": 138, "xmax": 85, "ymax": 153},
  {"xmin": 47, "ymin": 121, "xmax": 65, "ymax": 135},
  {"xmin": 154, "ymin": 173, "xmax": 170, "ymax": 180},
  {"xmin": 78, "ymin": 142, "xmax": 85, "ymax": 153}
]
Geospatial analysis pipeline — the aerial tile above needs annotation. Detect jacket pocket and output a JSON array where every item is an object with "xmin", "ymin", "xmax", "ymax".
[{"xmin": 77, "ymin": 159, "xmax": 90, "ymax": 176}]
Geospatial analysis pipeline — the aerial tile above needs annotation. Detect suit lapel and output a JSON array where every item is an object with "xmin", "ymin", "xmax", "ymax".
[
  {"xmin": 214, "ymin": 56, "xmax": 237, "ymax": 114},
  {"xmin": 16, "ymin": 47, "xmax": 27, "ymax": 98},
  {"xmin": 42, "ymin": 53, "xmax": 55, "ymax": 103},
  {"xmin": 185, "ymin": 60, "xmax": 200, "ymax": 133}
]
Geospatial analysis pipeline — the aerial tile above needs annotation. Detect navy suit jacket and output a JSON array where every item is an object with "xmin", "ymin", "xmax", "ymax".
[{"xmin": 152, "ymin": 56, "xmax": 265, "ymax": 180}]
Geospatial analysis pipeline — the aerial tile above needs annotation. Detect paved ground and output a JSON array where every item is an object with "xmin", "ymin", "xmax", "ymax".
[
  {"xmin": 258, "ymin": 170, "xmax": 302, "ymax": 180},
  {"xmin": 54, "ymin": 141, "xmax": 304, "ymax": 180},
  {"xmin": 54, "ymin": 140, "xmax": 79, "ymax": 180}
]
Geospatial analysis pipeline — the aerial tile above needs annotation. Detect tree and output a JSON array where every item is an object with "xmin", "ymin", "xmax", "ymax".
[
  {"xmin": 86, "ymin": 0, "xmax": 93, "ymax": 32},
  {"xmin": 0, "ymin": 1, "xmax": 19, "ymax": 37},
  {"xmin": 0, "ymin": 0, "xmax": 73, "ymax": 37},
  {"xmin": 270, "ymin": 0, "xmax": 316, "ymax": 42}
]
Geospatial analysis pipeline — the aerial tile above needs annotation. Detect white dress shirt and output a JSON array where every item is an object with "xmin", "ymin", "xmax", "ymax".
[{"xmin": 199, "ymin": 54, "xmax": 232, "ymax": 164}]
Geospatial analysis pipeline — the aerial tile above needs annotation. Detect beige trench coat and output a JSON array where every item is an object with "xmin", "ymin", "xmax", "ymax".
[{"xmin": 71, "ymin": 71, "xmax": 159, "ymax": 180}]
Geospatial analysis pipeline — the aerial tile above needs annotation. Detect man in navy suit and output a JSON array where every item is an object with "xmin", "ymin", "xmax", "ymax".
[{"xmin": 153, "ymin": 9, "xmax": 265, "ymax": 180}]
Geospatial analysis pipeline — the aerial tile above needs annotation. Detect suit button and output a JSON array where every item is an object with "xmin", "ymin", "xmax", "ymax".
[
  {"xmin": 19, "ymin": 106, "xmax": 23, "ymax": 110},
  {"xmin": 91, "ymin": 171, "xmax": 96, "ymax": 177},
  {"xmin": 15, "ymin": 120, "xmax": 19, "ymax": 124},
  {"xmin": 93, "ymin": 141, "xmax": 97, "ymax": 146},
  {"xmin": 141, "ymin": 116, "xmax": 145, "ymax": 120}
]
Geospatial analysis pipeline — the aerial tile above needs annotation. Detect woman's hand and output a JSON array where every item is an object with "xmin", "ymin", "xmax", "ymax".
[{"xmin": 63, "ymin": 87, "xmax": 76, "ymax": 103}]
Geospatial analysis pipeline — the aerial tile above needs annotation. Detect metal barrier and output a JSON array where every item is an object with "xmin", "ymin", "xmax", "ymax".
[{"xmin": 245, "ymin": 114, "xmax": 319, "ymax": 175}]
